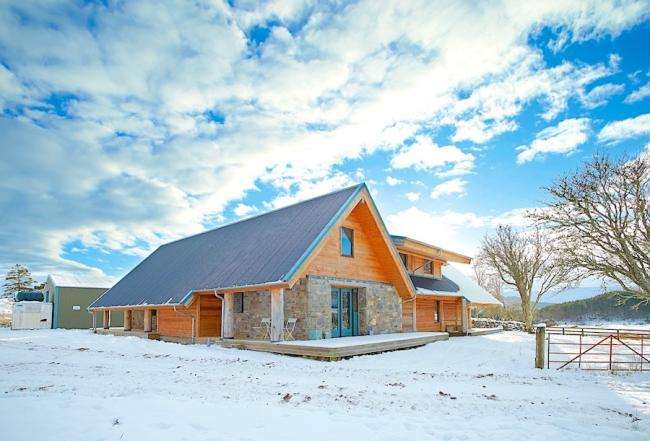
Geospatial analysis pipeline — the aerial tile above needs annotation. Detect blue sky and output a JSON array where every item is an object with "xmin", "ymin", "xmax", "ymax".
[{"xmin": 1, "ymin": 1, "xmax": 649, "ymax": 287}]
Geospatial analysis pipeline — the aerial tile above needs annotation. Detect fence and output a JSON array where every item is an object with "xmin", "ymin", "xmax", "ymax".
[{"xmin": 536, "ymin": 326, "xmax": 650, "ymax": 371}]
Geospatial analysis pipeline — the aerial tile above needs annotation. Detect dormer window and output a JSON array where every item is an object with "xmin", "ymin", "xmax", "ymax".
[
  {"xmin": 341, "ymin": 227, "xmax": 354, "ymax": 257},
  {"xmin": 423, "ymin": 260, "xmax": 433, "ymax": 274}
]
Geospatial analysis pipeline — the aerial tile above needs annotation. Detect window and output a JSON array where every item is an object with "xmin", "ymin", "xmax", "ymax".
[
  {"xmin": 399, "ymin": 253, "xmax": 408, "ymax": 269},
  {"xmin": 434, "ymin": 300, "xmax": 440, "ymax": 323},
  {"xmin": 423, "ymin": 260, "xmax": 433, "ymax": 274},
  {"xmin": 234, "ymin": 292, "xmax": 244, "ymax": 313},
  {"xmin": 340, "ymin": 227, "xmax": 354, "ymax": 257}
]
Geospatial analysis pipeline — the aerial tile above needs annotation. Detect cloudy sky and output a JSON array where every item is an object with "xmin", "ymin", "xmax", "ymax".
[{"xmin": 1, "ymin": 0, "xmax": 650, "ymax": 282}]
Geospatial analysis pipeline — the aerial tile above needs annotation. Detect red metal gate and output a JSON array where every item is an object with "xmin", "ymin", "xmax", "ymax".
[{"xmin": 546, "ymin": 327, "xmax": 650, "ymax": 371}]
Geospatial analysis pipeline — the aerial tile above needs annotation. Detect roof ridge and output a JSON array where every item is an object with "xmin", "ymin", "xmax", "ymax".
[{"xmin": 160, "ymin": 183, "xmax": 364, "ymax": 248}]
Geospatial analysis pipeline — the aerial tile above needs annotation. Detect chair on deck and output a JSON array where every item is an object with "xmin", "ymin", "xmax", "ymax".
[
  {"xmin": 283, "ymin": 318, "xmax": 298, "ymax": 341},
  {"xmin": 253, "ymin": 318, "xmax": 271, "ymax": 340}
]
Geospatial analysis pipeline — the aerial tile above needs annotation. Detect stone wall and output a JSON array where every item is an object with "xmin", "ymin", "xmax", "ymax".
[
  {"xmin": 305, "ymin": 275, "xmax": 402, "ymax": 339},
  {"xmin": 230, "ymin": 276, "xmax": 402, "ymax": 340},
  {"xmin": 232, "ymin": 281, "xmax": 309, "ymax": 340}
]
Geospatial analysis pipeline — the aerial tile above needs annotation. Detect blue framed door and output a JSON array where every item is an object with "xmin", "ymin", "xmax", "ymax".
[{"xmin": 330, "ymin": 288, "xmax": 358, "ymax": 337}]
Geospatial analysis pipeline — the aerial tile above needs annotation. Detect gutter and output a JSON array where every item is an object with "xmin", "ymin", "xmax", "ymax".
[{"xmin": 173, "ymin": 304, "xmax": 195, "ymax": 343}]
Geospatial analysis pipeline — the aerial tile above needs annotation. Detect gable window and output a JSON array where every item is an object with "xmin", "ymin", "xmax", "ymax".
[
  {"xmin": 234, "ymin": 292, "xmax": 244, "ymax": 313},
  {"xmin": 399, "ymin": 253, "xmax": 408, "ymax": 269},
  {"xmin": 340, "ymin": 227, "xmax": 354, "ymax": 257},
  {"xmin": 423, "ymin": 260, "xmax": 433, "ymax": 274}
]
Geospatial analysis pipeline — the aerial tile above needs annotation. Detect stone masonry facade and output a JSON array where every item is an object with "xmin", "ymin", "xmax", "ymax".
[{"xmin": 232, "ymin": 275, "xmax": 402, "ymax": 340}]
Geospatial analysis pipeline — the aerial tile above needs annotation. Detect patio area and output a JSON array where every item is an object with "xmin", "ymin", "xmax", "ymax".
[{"xmin": 218, "ymin": 332, "xmax": 449, "ymax": 360}]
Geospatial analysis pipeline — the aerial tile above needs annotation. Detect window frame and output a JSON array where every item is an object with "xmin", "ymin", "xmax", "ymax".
[
  {"xmin": 234, "ymin": 292, "xmax": 244, "ymax": 313},
  {"xmin": 340, "ymin": 226, "xmax": 354, "ymax": 257}
]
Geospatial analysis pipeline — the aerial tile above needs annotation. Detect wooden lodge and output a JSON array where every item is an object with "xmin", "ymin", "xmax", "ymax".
[{"xmin": 89, "ymin": 184, "xmax": 501, "ymax": 355}]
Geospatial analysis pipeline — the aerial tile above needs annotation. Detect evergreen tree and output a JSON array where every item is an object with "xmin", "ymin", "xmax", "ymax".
[{"xmin": 2, "ymin": 264, "xmax": 35, "ymax": 299}]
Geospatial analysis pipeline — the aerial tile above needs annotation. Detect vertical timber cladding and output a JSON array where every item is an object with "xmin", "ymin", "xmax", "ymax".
[
  {"xmin": 415, "ymin": 295, "xmax": 464, "ymax": 332},
  {"xmin": 156, "ymin": 294, "xmax": 223, "ymax": 338}
]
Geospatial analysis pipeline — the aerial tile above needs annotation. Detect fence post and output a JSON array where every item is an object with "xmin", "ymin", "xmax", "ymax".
[{"xmin": 535, "ymin": 324, "xmax": 546, "ymax": 369}]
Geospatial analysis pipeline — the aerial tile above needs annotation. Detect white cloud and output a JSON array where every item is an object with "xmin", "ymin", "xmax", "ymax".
[
  {"xmin": 580, "ymin": 83, "xmax": 625, "ymax": 109},
  {"xmin": 597, "ymin": 113, "xmax": 650, "ymax": 143},
  {"xmin": 430, "ymin": 178, "xmax": 468, "ymax": 199},
  {"xmin": 391, "ymin": 136, "xmax": 475, "ymax": 176},
  {"xmin": 385, "ymin": 206, "xmax": 532, "ymax": 256},
  {"xmin": 0, "ymin": 0, "xmax": 649, "ymax": 276},
  {"xmin": 516, "ymin": 118, "xmax": 590, "ymax": 164},
  {"xmin": 385, "ymin": 176, "xmax": 403, "ymax": 186},
  {"xmin": 624, "ymin": 82, "xmax": 650, "ymax": 103},
  {"xmin": 405, "ymin": 192, "xmax": 420, "ymax": 202},
  {"xmin": 233, "ymin": 203, "xmax": 257, "ymax": 217}
]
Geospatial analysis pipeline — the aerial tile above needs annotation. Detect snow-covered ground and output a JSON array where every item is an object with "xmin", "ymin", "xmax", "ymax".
[{"xmin": 1, "ymin": 329, "xmax": 648, "ymax": 441}]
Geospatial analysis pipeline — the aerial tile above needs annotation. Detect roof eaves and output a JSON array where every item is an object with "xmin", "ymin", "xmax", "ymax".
[{"xmin": 281, "ymin": 183, "xmax": 365, "ymax": 283}]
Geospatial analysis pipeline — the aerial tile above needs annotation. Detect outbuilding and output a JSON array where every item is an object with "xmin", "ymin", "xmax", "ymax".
[{"xmin": 44, "ymin": 274, "xmax": 123, "ymax": 329}]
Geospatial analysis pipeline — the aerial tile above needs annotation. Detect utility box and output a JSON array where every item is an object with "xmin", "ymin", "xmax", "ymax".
[{"xmin": 11, "ymin": 302, "xmax": 53, "ymax": 330}]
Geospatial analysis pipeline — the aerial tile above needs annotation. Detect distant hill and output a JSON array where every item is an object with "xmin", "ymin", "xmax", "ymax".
[
  {"xmin": 538, "ymin": 292, "xmax": 650, "ymax": 322},
  {"xmin": 502, "ymin": 296, "xmax": 554, "ymax": 309}
]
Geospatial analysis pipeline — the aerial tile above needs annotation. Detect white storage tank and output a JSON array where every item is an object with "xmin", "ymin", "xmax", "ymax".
[{"xmin": 11, "ymin": 302, "xmax": 53, "ymax": 330}]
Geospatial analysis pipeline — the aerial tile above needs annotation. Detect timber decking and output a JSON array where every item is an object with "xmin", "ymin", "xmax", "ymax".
[
  {"xmin": 95, "ymin": 328, "xmax": 160, "ymax": 339},
  {"xmin": 219, "ymin": 332, "xmax": 448, "ymax": 360},
  {"xmin": 93, "ymin": 328, "xmax": 448, "ymax": 360}
]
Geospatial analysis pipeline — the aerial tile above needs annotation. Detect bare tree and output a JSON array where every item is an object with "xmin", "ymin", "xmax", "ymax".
[
  {"xmin": 473, "ymin": 262, "xmax": 505, "ymax": 304},
  {"xmin": 478, "ymin": 225, "xmax": 574, "ymax": 331},
  {"xmin": 531, "ymin": 153, "xmax": 650, "ymax": 303}
]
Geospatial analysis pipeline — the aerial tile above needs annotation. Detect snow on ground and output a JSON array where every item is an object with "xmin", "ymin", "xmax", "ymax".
[{"xmin": 0, "ymin": 329, "xmax": 648, "ymax": 441}]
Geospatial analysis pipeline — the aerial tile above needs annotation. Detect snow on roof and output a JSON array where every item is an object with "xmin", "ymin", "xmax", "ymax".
[
  {"xmin": 48, "ymin": 273, "xmax": 115, "ymax": 289},
  {"xmin": 412, "ymin": 264, "xmax": 502, "ymax": 306}
]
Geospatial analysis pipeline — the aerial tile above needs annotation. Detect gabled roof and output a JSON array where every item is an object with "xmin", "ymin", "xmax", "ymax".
[
  {"xmin": 411, "ymin": 264, "xmax": 502, "ymax": 306},
  {"xmin": 48, "ymin": 274, "xmax": 114, "ymax": 289},
  {"xmin": 391, "ymin": 235, "xmax": 472, "ymax": 264},
  {"xmin": 90, "ymin": 184, "xmax": 365, "ymax": 308}
]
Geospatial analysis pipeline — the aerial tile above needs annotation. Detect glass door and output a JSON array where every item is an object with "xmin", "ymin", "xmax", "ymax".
[{"xmin": 331, "ymin": 288, "xmax": 358, "ymax": 338}]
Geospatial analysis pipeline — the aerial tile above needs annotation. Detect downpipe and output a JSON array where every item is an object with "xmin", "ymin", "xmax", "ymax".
[{"xmin": 173, "ymin": 304, "xmax": 195, "ymax": 343}]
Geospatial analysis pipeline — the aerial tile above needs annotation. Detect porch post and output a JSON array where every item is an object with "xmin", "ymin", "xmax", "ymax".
[
  {"xmin": 223, "ymin": 293, "xmax": 235, "ymax": 339},
  {"xmin": 270, "ymin": 288, "xmax": 284, "ymax": 342},
  {"xmin": 92, "ymin": 311, "xmax": 96, "ymax": 332},
  {"xmin": 103, "ymin": 310, "xmax": 110, "ymax": 329},
  {"xmin": 144, "ymin": 309, "xmax": 152, "ymax": 332},
  {"xmin": 124, "ymin": 310, "xmax": 132, "ymax": 331},
  {"xmin": 461, "ymin": 298, "xmax": 468, "ymax": 334}
]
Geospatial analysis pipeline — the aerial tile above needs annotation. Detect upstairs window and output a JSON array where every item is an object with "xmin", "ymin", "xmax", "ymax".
[
  {"xmin": 340, "ymin": 227, "xmax": 354, "ymax": 257},
  {"xmin": 399, "ymin": 253, "xmax": 408, "ymax": 269},
  {"xmin": 423, "ymin": 260, "xmax": 433, "ymax": 274}
]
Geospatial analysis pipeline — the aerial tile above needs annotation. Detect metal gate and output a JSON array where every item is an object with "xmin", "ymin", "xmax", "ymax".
[{"xmin": 546, "ymin": 327, "xmax": 650, "ymax": 371}]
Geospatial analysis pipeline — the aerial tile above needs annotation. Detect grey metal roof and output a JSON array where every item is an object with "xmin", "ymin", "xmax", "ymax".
[
  {"xmin": 410, "ymin": 265, "xmax": 502, "ymax": 305},
  {"xmin": 91, "ymin": 184, "xmax": 363, "ymax": 308}
]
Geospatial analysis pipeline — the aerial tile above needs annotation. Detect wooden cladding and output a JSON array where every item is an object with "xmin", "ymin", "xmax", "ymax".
[
  {"xmin": 306, "ymin": 202, "xmax": 393, "ymax": 284},
  {"xmin": 198, "ymin": 295, "xmax": 222, "ymax": 337},
  {"xmin": 415, "ymin": 295, "xmax": 462, "ymax": 332}
]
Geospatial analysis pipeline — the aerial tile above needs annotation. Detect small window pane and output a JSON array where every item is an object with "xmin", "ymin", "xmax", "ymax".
[
  {"xmin": 234, "ymin": 292, "xmax": 244, "ymax": 313},
  {"xmin": 399, "ymin": 253, "xmax": 408, "ymax": 268},
  {"xmin": 424, "ymin": 260, "xmax": 433, "ymax": 274},
  {"xmin": 341, "ymin": 227, "xmax": 353, "ymax": 257}
]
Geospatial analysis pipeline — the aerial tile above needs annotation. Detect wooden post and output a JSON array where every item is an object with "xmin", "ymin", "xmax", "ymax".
[
  {"xmin": 124, "ymin": 310, "xmax": 132, "ymax": 331},
  {"xmin": 144, "ymin": 309, "xmax": 152, "ymax": 332},
  {"xmin": 103, "ymin": 310, "xmax": 110, "ymax": 329},
  {"xmin": 270, "ymin": 288, "xmax": 284, "ymax": 342},
  {"xmin": 223, "ymin": 293, "xmax": 235, "ymax": 339},
  {"xmin": 92, "ymin": 311, "xmax": 96, "ymax": 332},
  {"xmin": 535, "ymin": 324, "xmax": 546, "ymax": 369},
  {"xmin": 461, "ymin": 298, "xmax": 468, "ymax": 334}
]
